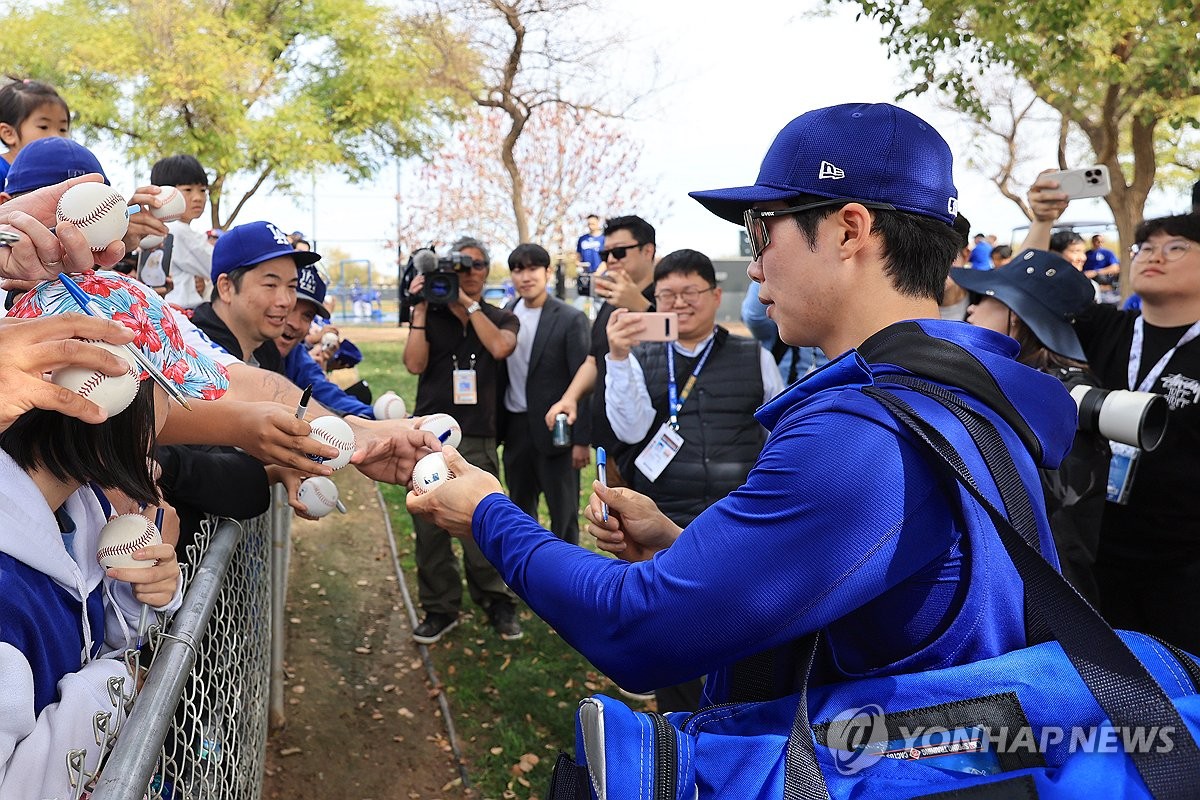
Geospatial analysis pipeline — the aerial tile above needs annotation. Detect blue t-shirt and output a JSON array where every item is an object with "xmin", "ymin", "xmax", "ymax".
[
  {"xmin": 1084, "ymin": 247, "xmax": 1119, "ymax": 272},
  {"xmin": 968, "ymin": 241, "xmax": 993, "ymax": 269},
  {"xmin": 577, "ymin": 233, "xmax": 604, "ymax": 272}
]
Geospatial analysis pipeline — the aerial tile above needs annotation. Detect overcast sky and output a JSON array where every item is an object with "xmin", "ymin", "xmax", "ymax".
[{"xmin": 99, "ymin": 0, "xmax": 1185, "ymax": 276}]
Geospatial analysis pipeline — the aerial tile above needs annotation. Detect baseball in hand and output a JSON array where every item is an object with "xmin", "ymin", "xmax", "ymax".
[
  {"xmin": 149, "ymin": 185, "xmax": 186, "ymax": 222},
  {"xmin": 56, "ymin": 183, "xmax": 129, "ymax": 251},
  {"xmin": 372, "ymin": 391, "xmax": 407, "ymax": 420},
  {"xmin": 51, "ymin": 340, "xmax": 140, "ymax": 416},
  {"xmin": 411, "ymin": 452, "xmax": 455, "ymax": 496},
  {"xmin": 307, "ymin": 416, "xmax": 355, "ymax": 470},
  {"xmin": 419, "ymin": 413, "xmax": 462, "ymax": 448},
  {"xmin": 97, "ymin": 514, "xmax": 162, "ymax": 570},
  {"xmin": 138, "ymin": 234, "xmax": 165, "ymax": 250},
  {"xmin": 297, "ymin": 476, "xmax": 340, "ymax": 518}
]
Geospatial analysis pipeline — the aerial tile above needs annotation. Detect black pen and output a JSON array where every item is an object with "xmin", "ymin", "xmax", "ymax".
[{"xmin": 295, "ymin": 384, "xmax": 313, "ymax": 419}]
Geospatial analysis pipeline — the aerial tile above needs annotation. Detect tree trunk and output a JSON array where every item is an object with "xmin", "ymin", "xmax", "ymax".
[
  {"xmin": 1102, "ymin": 116, "xmax": 1157, "ymax": 298},
  {"xmin": 501, "ymin": 116, "xmax": 529, "ymax": 244}
]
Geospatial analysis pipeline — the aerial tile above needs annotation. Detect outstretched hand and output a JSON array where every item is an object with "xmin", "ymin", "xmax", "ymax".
[
  {"xmin": 584, "ymin": 480, "xmax": 681, "ymax": 562},
  {"xmin": 405, "ymin": 446, "xmax": 503, "ymax": 539}
]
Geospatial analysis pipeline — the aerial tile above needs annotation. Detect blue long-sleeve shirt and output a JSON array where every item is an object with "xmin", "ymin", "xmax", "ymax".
[
  {"xmin": 284, "ymin": 345, "xmax": 374, "ymax": 419},
  {"xmin": 469, "ymin": 320, "xmax": 1075, "ymax": 705}
]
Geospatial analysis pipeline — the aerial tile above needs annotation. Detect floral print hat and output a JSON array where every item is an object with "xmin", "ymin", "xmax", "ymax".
[{"xmin": 11, "ymin": 270, "xmax": 229, "ymax": 401}]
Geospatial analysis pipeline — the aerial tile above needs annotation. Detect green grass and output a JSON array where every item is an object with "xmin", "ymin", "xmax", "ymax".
[{"xmin": 355, "ymin": 335, "xmax": 641, "ymax": 799}]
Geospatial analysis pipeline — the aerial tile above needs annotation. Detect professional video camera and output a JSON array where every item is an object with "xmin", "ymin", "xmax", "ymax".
[{"xmin": 411, "ymin": 249, "xmax": 478, "ymax": 306}]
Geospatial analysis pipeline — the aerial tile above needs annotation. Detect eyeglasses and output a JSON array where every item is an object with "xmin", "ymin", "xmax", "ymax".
[
  {"xmin": 599, "ymin": 243, "xmax": 644, "ymax": 261},
  {"xmin": 454, "ymin": 259, "xmax": 489, "ymax": 272},
  {"xmin": 1132, "ymin": 241, "xmax": 1194, "ymax": 263},
  {"xmin": 653, "ymin": 286, "xmax": 716, "ymax": 306},
  {"xmin": 743, "ymin": 198, "xmax": 897, "ymax": 261}
]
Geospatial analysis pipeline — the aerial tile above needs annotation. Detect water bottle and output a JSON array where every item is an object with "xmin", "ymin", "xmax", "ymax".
[
  {"xmin": 552, "ymin": 413, "xmax": 571, "ymax": 448},
  {"xmin": 198, "ymin": 710, "xmax": 224, "ymax": 764}
]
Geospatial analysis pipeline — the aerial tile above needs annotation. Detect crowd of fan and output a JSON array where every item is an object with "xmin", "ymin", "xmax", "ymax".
[{"xmin": 1, "ymin": 76, "xmax": 1199, "ymax": 796}]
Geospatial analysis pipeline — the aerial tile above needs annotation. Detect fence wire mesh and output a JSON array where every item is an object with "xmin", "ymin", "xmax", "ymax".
[{"xmin": 91, "ymin": 510, "xmax": 276, "ymax": 800}]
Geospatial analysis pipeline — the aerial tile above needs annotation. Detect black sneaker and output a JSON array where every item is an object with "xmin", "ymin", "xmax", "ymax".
[
  {"xmin": 489, "ymin": 603, "xmax": 524, "ymax": 641},
  {"xmin": 412, "ymin": 612, "xmax": 459, "ymax": 644}
]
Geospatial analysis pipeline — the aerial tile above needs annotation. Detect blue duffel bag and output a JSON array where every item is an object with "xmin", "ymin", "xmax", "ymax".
[{"xmin": 549, "ymin": 379, "xmax": 1200, "ymax": 800}]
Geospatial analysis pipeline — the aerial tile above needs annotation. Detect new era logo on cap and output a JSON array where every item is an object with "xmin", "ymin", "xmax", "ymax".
[{"xmin": 819, "ymin": 161, "xmax": 845, "ymax": 180}]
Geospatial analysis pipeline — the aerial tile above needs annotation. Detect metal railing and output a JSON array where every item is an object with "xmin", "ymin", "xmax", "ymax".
[{"xmin": 92, "ymin": 506, "xmax": 277, "ymax": 800}]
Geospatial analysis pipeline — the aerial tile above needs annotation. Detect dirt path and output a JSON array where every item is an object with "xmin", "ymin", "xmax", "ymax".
[{"xmin": 262, "ymin": 469, "xmax": 465, "ymax": 799}]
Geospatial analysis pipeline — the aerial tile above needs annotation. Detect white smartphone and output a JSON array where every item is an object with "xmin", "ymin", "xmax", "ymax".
[{"xmin": 1046, "ymin": 165, "xmax": 1111, "ymax": 199}]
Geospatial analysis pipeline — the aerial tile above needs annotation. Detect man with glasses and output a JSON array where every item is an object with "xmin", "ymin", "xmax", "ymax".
[
  {"xmin": 604, "ymin": 248, "xmax": 782, "ymax": 711},
  {"xmin": 409, "ymin": 104, "xmax": 1077, "ymax": 707},
  {"xmin": 404, "ymin": 235, "xmax": 524, "ymax": 643},
  {"xmin": 548, "ymin": 215, "xmax": 658, "ymax": 483}
]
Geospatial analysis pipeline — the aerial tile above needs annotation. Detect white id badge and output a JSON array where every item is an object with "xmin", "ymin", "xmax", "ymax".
[
  {"xmin": 634, "ymin": 423, "xmax": 685, "ymax": 482},
  {"xmin": 453, "ymin": 369, "xmax": 478, "ymax": 405},
  {"xmin": 1106, "ymin": 441, "xmax": 1141, "ymax": 505}
]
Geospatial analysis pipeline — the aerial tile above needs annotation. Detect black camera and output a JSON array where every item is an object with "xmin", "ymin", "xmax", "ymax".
[{"xmin": 406, "ymin": 250, "xmax": 477, "ymax": 306}]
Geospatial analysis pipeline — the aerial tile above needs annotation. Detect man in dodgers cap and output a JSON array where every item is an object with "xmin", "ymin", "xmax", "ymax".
[
  {"xmin": 189, "ymin": 220, "xmax": 320, "ymax": 373},
  {"xmin": 405, "ymin": 104, "xmax": 1077, "ymax": 708}
]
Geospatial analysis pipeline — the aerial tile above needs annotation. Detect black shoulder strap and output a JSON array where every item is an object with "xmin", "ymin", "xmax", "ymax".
[{"xmin": 782, "ymin": 386, "xmax": 1200, "ymax": 800}]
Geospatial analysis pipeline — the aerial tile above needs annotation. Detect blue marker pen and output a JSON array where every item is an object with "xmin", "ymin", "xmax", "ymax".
[{"xmin": 596, "ymin": 447, "xmax": 609, "ymax": 522}]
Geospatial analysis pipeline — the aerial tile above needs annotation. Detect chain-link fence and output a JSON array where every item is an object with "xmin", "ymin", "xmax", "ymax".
[{"xmin": 91, "ymin": 504, "xmax": 279, "ymax": 800}]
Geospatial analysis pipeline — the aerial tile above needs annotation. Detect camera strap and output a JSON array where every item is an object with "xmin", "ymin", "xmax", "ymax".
[{"xmin": 1127, "ymin": 316, "xmax": 1200, "ymax": 392}]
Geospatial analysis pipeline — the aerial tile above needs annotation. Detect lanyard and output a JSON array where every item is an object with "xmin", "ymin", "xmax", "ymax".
[
  {"xmin": 1127, "ymin": 316, "xmax": 1200, "ymax": 392},
  {"xmin": 666, "ymin": 333, "xmax": 717, "ymax": 430}
]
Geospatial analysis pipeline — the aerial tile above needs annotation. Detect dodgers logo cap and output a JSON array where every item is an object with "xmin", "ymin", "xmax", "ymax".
[
  {"xmin": 211, "ymin": 220, "xmax": 321, "ymax": 282},
  {"xmin": 689, "ymin": 103, "xmax": 959, "ymax": 226},
  {"xmin": 4, "ymin": 137, "xmax": 108, "ymax": 196},
  {"xmin": 296, "ymin": 264, "xmax": 331, "ymax": 319}
]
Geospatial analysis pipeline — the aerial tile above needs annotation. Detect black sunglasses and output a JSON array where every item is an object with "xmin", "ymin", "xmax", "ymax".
[
  {"xmin": 599, "ymin": 243, "xmax": 644, "ymax": 261},
  {"xmin": 743, "ymin": 199, "xmax": 896, "ymax": 261},
  {"xmin": 454, "ymin": 259, "xmax": 489, "ymax": 272}
]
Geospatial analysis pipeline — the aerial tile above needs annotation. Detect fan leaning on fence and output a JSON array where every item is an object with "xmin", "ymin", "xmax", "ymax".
[{"xmin": 0, "ymin": 271, "xmax": 228, "ymax": 799}]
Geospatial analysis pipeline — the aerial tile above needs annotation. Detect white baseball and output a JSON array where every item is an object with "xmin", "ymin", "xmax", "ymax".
[
  {"xmin": 56, "ymin": 183, "xmax": 129, "ymax": 251},
  {"xmin": 419, "ymin": 413, "xmax": 462, "ymax": 448},
  {"xmin": 297, "ymin": 476, "xmax": 339, "ymax": 518},
  {"xmin": 307, "ymin": 416, "xmax": 355, "ymax": 470},
  {"xmin": 321, "ymin": 331, "xmax": 339, "ymax": 349},
  {"xmin": 149, "ymin": 185, "xmax": 186, "ymax": 222},
  {"xmin": 97, "ymin": 514, "xmax": 162, "ymax": 570},
  {"xmin": 51, "ymin": 340, "xmax": 140, "ymax": 416},
  {"xmin": 411, "ymin": 452, "xmax": 454, "ymax": 496},
  {"xmin": 138, "ymin": 234, "xmax": 165, "ymax": 250},
  {"xmin": 373, "ymin": 391, "xmax": 407, "ymax": 420}
]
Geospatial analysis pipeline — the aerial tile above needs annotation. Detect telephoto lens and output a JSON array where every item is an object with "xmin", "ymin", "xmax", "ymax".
[{"xmin": 1070, "ymin": 385, "xmax": 1168, "ymax": 451}]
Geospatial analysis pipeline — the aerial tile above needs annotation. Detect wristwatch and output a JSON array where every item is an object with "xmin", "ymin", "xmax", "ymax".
[{"xmin": 466, "ymin": 301, "xmax": 481, "ymax": 316}]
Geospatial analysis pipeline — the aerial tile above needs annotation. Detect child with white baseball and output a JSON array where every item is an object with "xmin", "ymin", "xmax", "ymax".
[
  {"xmin": 0, "ymin": 270, "xmax": 229, "ymax": 798},
  {"xmin": 151, "ymin": 154, "xmax": 216, "ymax": 309}
]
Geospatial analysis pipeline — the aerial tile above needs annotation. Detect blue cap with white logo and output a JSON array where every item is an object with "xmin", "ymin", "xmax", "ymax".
[
  {"xmin": 296, "ymin": 264, "xmax": 331, "ymax": 319},
  {"xmin": 689, "ymin": 103, "xmax": 959, "ymax": 226},
  {"xmin": 211, "ymin": 220, "xmax": 321, "ymax": 282}
]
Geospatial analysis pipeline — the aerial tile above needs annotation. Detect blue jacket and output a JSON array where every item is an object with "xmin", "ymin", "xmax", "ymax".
[
  {"xmin": 284, "ymin": 345, "xmax": 374, "ymax": 419},
  {"xmin": 469, "ymin": 320, "xmax": 1076, "ymax": 704}
]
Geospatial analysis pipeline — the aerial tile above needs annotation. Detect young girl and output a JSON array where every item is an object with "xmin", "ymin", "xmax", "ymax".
[
  {"xmin": 951, "ymin": 249, "xmax": 1110, "ymax": 604},
  {"xmin": 0, "ymin": 78, "xmax": 70, "ymax": 186},
  {"xmin": 0, "ymin": 271, "xmax": 228, "ymax": 797}
]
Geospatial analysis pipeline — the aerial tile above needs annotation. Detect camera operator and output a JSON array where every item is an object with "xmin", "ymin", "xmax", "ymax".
[{"xmin": 403, "ymin": 236, "xmax": 524, "ymax": 644}]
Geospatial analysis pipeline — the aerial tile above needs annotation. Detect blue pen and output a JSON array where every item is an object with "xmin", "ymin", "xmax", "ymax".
[
  {"xmin": 596, "ymin": 447, "xmax": 609, "ymax": 522},
  {"xmin": 56, "ymin": 273, "xmax": 191, "ymax": 410}
]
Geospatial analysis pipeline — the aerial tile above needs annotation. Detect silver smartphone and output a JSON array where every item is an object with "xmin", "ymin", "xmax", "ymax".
[{"xmin": 1047, "ymin": 165, "xmax": 1111, "ymax": 199}]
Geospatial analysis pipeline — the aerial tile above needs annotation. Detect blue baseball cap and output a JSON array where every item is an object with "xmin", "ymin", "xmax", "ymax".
[
  {"xmin": 4, "ymin": 138, "xmax": 108, "ymax": 196},
  {"xmin": 296, "ymin": 264, "xmax": 331, "ymax": 319},
  {"xmin": 211, "ymin": 220, "xmax": 321, "ymax": 282},
  {"xmin": 689, "ymin": 103, "xmax": 959, "ymax": 226},
  {"xmin": 332, "ymin": 339, "xmax": 362, "ymax": 367}
]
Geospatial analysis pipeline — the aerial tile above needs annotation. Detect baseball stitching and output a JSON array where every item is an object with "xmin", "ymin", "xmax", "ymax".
[
  {"xmin": 309, "ymin": 483, "xmax": 334, "ymax": 508},
  {"xmin": 97, "ymin": 524, "xmax": 157, "ymax": 564},
  {"xmin": 75, "ymin": 360, "xmax": 136, "ymax": 398},
  {"xmin": 314, "ymin": 428, "xmax": 352, "ymax": 451},
  {"xmin": 58, "ymin": 192, "xmax": 123, "ymax": 228}
]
